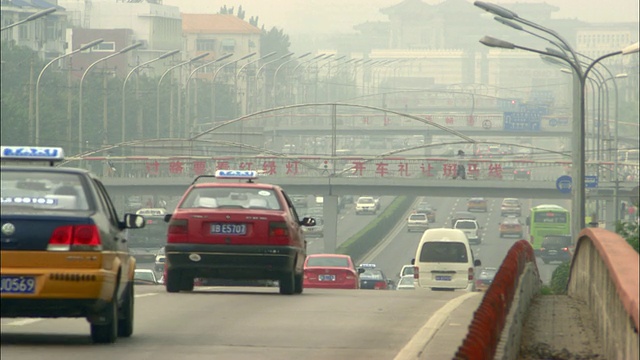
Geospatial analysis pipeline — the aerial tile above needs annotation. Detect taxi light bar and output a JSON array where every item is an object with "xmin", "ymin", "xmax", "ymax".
[
  {"xmin": 1, "ymin": 146, "xmax": 65, "ymax": 163},
  {"xmin": 214, "ymin": 170, "xmax": 259, "ymax": 179},
  {"xmin": 359, "ymin": 263, "xmax": 376, "ymax": 268}
]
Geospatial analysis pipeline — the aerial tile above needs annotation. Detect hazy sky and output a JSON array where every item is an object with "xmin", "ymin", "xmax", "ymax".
[{"xmin": 163, "ymin": 0, "xmax": 639, "ymax": 36}]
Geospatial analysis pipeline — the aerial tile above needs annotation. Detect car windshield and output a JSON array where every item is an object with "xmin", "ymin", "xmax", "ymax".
[
  {"xmin": 419, "ymin": 242, "xmax": 469, "ymax": 263},
  {"xmin": 1, "ymin": 171, "xmax": 90, "ymax": 212},
  {"xmin": 307, "ymin": 256, "xmax": 349, "ymax": 268},
  {"xmin": 134, "ymin": 271, "xmax": 155, "ymax": 282},
  {"xmin": 179, "ymin": 187, "xmax": 282, "ymax": 210}
]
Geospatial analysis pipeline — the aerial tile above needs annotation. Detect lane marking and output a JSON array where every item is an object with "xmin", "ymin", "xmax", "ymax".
[
  {"xmin": 394, "ymin": 291, "xmax": 479, "ymax": 360},
  {"xmin": 5, "ymin": 318, "xmax": 43, "ymax": 326},
  {"xmin": 134, "ymin": 293, "xmax": 159, "ymax": 298}
]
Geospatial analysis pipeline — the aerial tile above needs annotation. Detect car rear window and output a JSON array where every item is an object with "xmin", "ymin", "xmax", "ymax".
[
  {"xmin": 419, "ymin": 242, "xmax": 469, "ymax": 263},
  {"xmin": 179, "ymin": 187, "xmax": 282, "ymax": 210},
  {"xmin": 454, "ymin": 221, "xmax": 477, "ymax": 229},
  {"xmin": 359, "ymin": 270, "xmax": 384, "ymax": 280},
  {"xmin": 543, "ymin": 236, "xmax": 572, "ymax": 247},
  {"xmin": 398, "ymin": 276, "xmax": 414, "ymax": 286},
  {"xmin": 401, "ymin": 266, "xmax": 415, "ymax": 276},
  {"xmin": 409, "ymin": 214, "xmax": 427, "ymax": 221},
  {"xmin": 358, "ymin": 198, "xmax": 374, "ymax": 204},
  {"xmin": 1, "ymin": 171, "xmax": 90, "ymax": 212},
  {"xmin": 306, "ymin": 256, "xmax": 349, "ymax": 268},
  {"xmin": 502, "ymin": 200, "xmax": 519, "ymax": 206}
]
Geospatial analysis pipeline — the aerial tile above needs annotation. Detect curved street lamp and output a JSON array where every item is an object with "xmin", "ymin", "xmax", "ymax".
[
  {"xmin": 156, "ymin": 52, "xmax": 209, "ymax": 138},
  {"xmin": 208, "ymin": 52, "xmax": 256, "ymax": 125},
  {"xmin": 255, "ymin": 52, "xmax": 293, "ymax": 111},
  {"xmin": 181, "ymin": 53, "xmax": 233, "ymax": 137},
  {"xmin": 78, "ymin": 42, "xmax": 142, "ymax": 154},
  {"xmin": 35, "ymin": 38, "xmax": 103, "ymax": 146},
  {"xmin": 1, "ymin": 7, "xmax": 56, "ymax": 32},
  {"xmin": 122, "ymin": 49, "xmax": 179, "ymax": 143},
  {"xmin": 478, "ymin": 32, "xmax": 638, "ymax": 235},
  {"xmin": 235, "ymin": 51, "xmax": 277, "ymax": 116},
  {"xmin": 273, "ymin": 52, "xmax": 311, "ymax": 106}
]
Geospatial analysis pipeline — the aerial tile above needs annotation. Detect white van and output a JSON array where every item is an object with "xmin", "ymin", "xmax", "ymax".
[
  {"xmin": 453, "ymin": 219, "xmax": 481, "ymax": 245},
  {"xmin": 412, "ymin": 228, "xmax": 481, "ymax": 291}
]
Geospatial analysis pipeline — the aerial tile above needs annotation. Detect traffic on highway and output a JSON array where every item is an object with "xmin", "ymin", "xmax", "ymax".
[{"xmin": 1, "ymin": 146, "xmax": 570, "ymax": 358}]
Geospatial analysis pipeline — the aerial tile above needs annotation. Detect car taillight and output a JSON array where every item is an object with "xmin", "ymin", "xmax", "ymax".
[
  {"xmin": 168, "ymin": 219, "xmax": 188, "ymax": 234},
  {"xmin": 526, "ymin": 171, "xmax": 531, "ymax": 175},
  {"xmin": 540, "ymin": 247, "xmax": 546, "ymax": 251},
  {"xmin": 167, "ymin": 218, "xmax": 188, "ymax": 243},
  {"xmin": 269, "ymin": 222, "xmax": 290, "ymax": 245},
  {"xmin": 513, "ymin": 170, "xmax": 517, "ymax": 174},
  {"xmin": 413, "ymin": 266, "xmax": 419, "ymax": 279},
  {"xmin": 562, "ymin": 247, "xmax": 569, "ymax": 252},
  {"xmin": 468, "ymin": 267, "xmax": 474, "ymax": 281},
  {"xmin": 374, "ymin": 281, "xmax": 386, "ymax": 290},
  {"xmin": 48, "ymin": 224, "xmax": 101, "ymax": 251}
]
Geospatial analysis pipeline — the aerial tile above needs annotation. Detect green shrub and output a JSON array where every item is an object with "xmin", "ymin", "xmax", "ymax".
[
  {"xmin": 549, "ymin": 261, "xmax": 571, "ymax": 294},
  {"xmin": 615, "ymin": 221, "xmax": 639, "ymax": 253}
]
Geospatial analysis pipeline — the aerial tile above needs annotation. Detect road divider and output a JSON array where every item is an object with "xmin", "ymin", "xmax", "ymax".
[{"xmin": 336, "ymin": 196, "xmax": 413, "ymax": 263}]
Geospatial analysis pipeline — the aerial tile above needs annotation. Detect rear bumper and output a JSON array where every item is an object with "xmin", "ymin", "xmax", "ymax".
[
  {"xmin": 1, "ymin": 298, "xmax": 110, "ymax": 318},
  {"xmin": 303, "ymin": 280, "xmax": 358, "ymax": 289},
  {"xmin": 165, "ymin": 244, "xmax": 302, "ymax": 280},
  {"xmin": 408, "ymin": 224, "xmax": 429, "ymax": 231},
  {"xmin": 356, "ymin": 207, "xmax": 376, "ymax": 214}
]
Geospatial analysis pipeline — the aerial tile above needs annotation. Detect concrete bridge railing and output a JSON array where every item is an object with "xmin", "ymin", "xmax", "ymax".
[{"xmin": 568, "ymin": 227, "xmax": 639, "ymax": 360}]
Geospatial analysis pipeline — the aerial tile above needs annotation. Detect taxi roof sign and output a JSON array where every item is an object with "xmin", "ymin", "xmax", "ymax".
[
  {"xmin": 359, "ymin": 263, "xmax": 377, "ymax": 268},
  {"xmin": 214, "ymin": 170, "xmax": 259, "ymax": 179},
  {"xmin": 1, "ymin": 146, "xmax": 65, "ymax": 163}
]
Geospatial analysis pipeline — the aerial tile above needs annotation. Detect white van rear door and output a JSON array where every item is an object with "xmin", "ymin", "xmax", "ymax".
[{"xmin": 416, "ymin": 241, "xmax": 471, "ymax": 289}]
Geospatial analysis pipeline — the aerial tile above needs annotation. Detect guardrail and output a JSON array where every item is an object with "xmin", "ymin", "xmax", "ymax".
[
  {"xmin": 454, "ymin": 240, "xmax": 539, "ymax": 359},
  {"xmin": 69, "ymin": 156, "xmax": 638, "ymax": 183},
  {"xmin": 568, "ymin": 227, "xmax": 639, "ymax": 360}
]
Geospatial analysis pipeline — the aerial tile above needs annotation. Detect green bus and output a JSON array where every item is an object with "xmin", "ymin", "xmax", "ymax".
[{"xmin": 526, "ymin": 204, "xmax": 571, "ymax": 254}]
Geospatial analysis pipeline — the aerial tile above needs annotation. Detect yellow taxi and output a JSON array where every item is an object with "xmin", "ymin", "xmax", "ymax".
[
  {"xmin": 0, "ymin": 146, "xmax": 146, "ymax": 343},
  {"xmin": 499, "ymin": 216, "xmax": 524, "ymax": 238},
  {"xmin": 467, "ymin": 197, "xmax": 488, "ymax": 212}
]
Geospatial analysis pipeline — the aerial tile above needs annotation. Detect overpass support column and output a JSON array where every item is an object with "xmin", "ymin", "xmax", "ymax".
[
  {"xmin": 322, "ymin": 195, "xmax": 339, "ymax": 253},
  {"xmin": 604, "ymin": 198, "xmax": 615, "ymax": 230}
]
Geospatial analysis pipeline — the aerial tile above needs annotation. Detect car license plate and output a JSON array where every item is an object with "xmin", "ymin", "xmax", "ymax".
[
  {"xmin": 1, "ymin": 276, "xmax": 36, "ymax": 294},
  {"xmin": 548, "ymin": 250, "xmax": 557, "ymax": 254},
  {"xmin": 211, "ymin": 223, "xmax": 246, "ymax": 235},
  {"xmin": 435, "ymin": 275, "xmax": 452, "ymax": 281},
  {"xmin": 319, "ymin": 275, "xmax": 335, "ymax": 281}
]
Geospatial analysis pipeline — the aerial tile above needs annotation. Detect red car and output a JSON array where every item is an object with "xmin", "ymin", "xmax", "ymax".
[
  {"xmin": 303, "ymin": 254, "xmax": 362, "ymax": 289},
  {"xmin": 163, "ymin": 170, "xmax": 316, "ymax": 295}
]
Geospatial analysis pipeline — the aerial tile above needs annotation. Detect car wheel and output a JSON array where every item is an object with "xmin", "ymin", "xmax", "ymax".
[
  {"xmin": 117, "ymin": 281, "xmax": 134, "ymax": 337},
  {"xmin": 166, "ymin": 269, "xmax": 181, "ymax": 293},
  {"xmin": 90, "ymin": 294, "xmax": 118, "ymax": 344},
  {"xmin": 294, "ymin": 273, "xmax": 303, "ymax": 294},
  {"xmin": 180, "ymin": 275, "xmax": 194, "ymax": 292},
  {"xmin": 279, "ymin": 271, "xmax": 295, "ymax": 295}
]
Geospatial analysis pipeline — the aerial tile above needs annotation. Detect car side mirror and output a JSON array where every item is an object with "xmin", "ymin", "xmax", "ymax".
[
  {"xmin": 124, "ymin": 214, "xmax": 145, "ymax": 229},
  {"xmin": 410, "ymin": 258, "xmax": 415, "ymax": 265},
  {"xmin": 164, "ymin": 214, "xmax": 172, "ymax": 223},
  {"xmin": 474, "ymin": 259, "xmax": 482, "ymax": 267},
  {"xmin": 357, "ymin": 268, "xmax": 365, "ymax": 274},
  {"xmin": 301, "ymin": 217, "xmax": 316, "ymax": 226}
]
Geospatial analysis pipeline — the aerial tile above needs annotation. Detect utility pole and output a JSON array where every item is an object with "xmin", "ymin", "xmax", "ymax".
[
  {"xmin": 102, "ymin": 69, "xmax": 108, "ymax": 145},
  {"xmin": 66, "ymin": 59, "xmax": 73, "ymax": 144},
  {"xmin": 28, "ymin": 58, "xmax": 35, "ymax": 144}
]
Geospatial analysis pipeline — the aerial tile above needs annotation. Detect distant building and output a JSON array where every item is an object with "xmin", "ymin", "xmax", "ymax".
[
  {"xmin": 0, "ymin": 0, "xmax": 68, "ymax": 61},
  {"xmin": 59, "ymin": 0, "xmax": 182, "ymax": 76}
]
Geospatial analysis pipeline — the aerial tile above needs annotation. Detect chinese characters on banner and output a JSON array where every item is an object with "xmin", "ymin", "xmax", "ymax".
[{"xmin": 140, "ymin": 160, "xmax": 507, "ymax": 178}]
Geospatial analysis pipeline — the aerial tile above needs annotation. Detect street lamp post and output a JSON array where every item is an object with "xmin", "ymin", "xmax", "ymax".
[
  {"xmin": 478, "ymin": 34, "xmax": 638, "ymax": 237},
  {"xmin": 1, "ymin": 7, "xmax": 56, "ymax": 32},
  {"xmin": 474, "ymin": 0, "xmax": 639, "ymax": 239},
  {"xmin": 35, "ymin": 38, "xmax": 103, "ymax": 146},
  {"xmin": 78, "ymin": 42, "xmax": 142, "ymax": 155},
  {"xmin": 123, "ymin": 49, "xmax": 179, "ymax": 143},
  {"xmin": 604, "ymin": 73, "xmax": 628, "ymax": 223},
  {"xmin": 255, "ymin": 52, "xmax": 293, "ymax": 112},
  {"xmin": 273, "ymin": 52, "xmax": 311, "ymax": 106},
  {"xmin": 156, "ymin": 52, "xmax": 209, "ymax": 138},
  {"xmin": 236, "ymin": 51, "xmax": 277, "ymax": 116},
  {"xmin": 210, "ymin": 52, "xmax": 255, "ymax": 125},
  {"xmin": 183, "ymin": 53, "xmax": 233, "ymax": 137}
]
